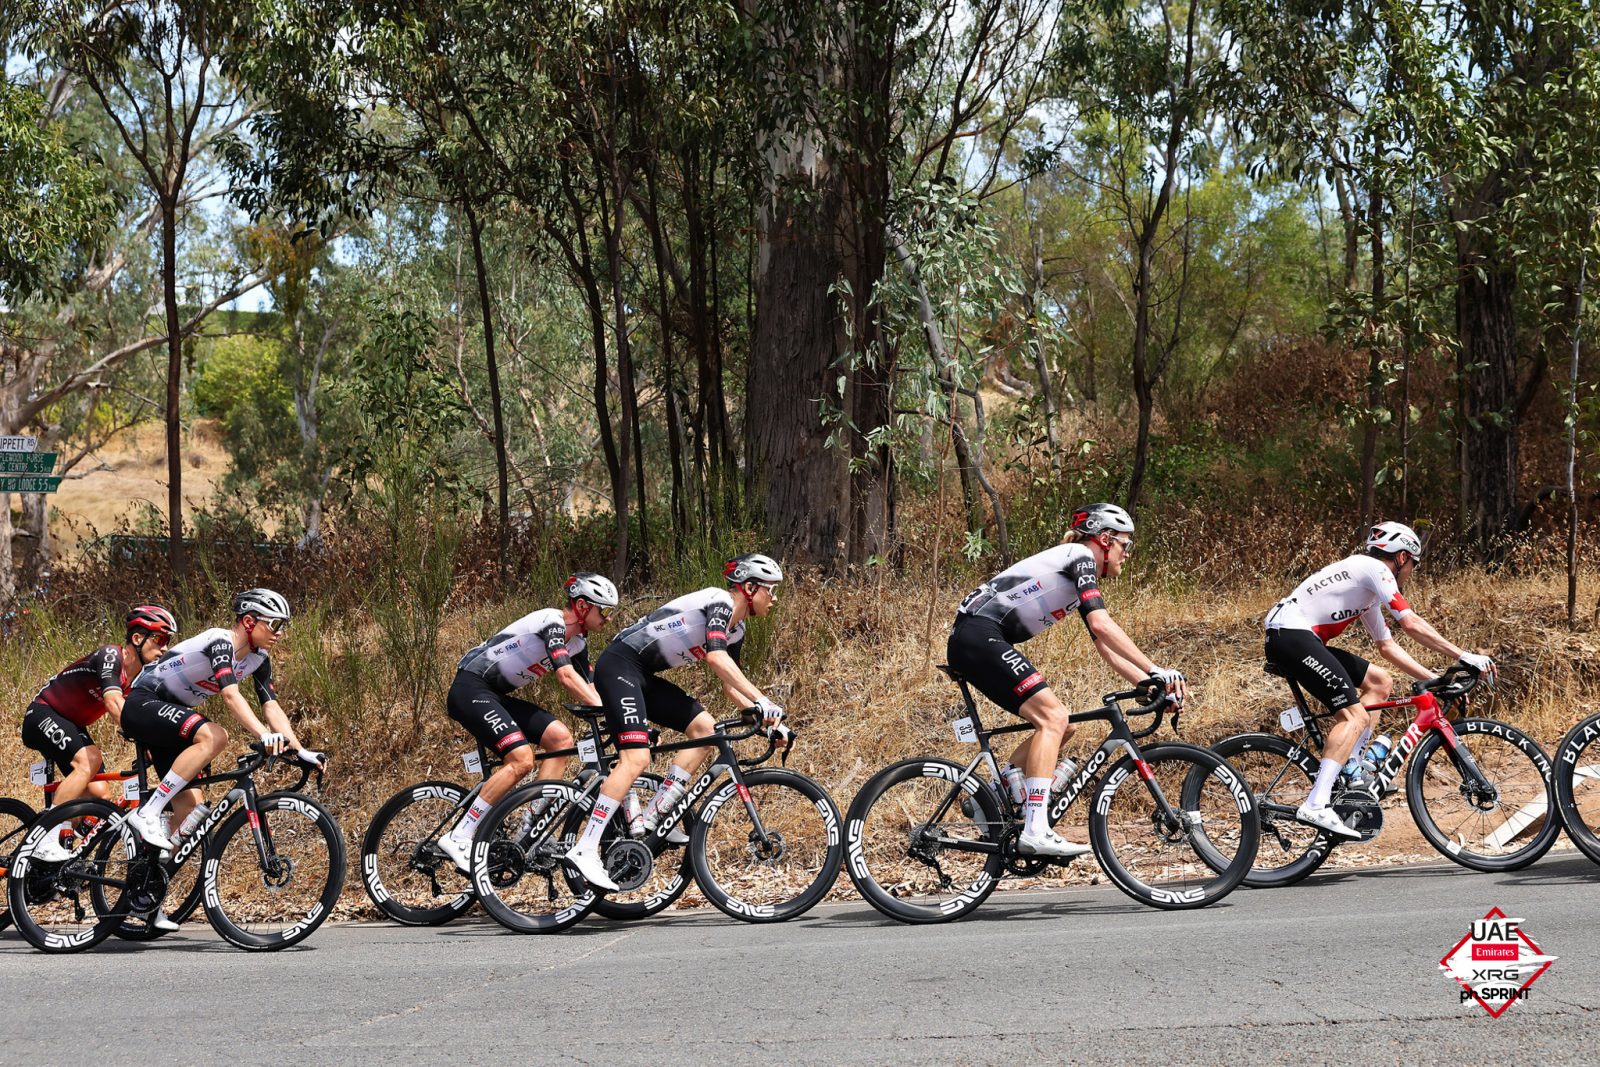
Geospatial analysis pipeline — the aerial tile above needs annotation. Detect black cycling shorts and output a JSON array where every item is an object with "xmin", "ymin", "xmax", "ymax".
[
  {"xmin": 21, "ymin": 703, "xmax": 96, "ymax": 773},
  {"xmin": 1264, "ymin": 627, "xmax": 1371, "ymax": 714},
  {"xmin": 946, "ymin": 614, "xmax": 1051, "ymax": 716},
  {"xmin": 446, "ymin": 670, "xmax": 561, "ymax": 757},
  {"xmin": 120, "ymin": 689, "xmax": 212, "ymax": 776},
  {"xmin": 593, "ymin": 647, "xmax": 705, "ymax": 750}
]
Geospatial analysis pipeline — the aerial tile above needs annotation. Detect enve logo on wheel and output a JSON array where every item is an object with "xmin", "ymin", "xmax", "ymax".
[{"xmin": 1439, "ymin": 907, "xmax": 1556, "ymax": 1017}]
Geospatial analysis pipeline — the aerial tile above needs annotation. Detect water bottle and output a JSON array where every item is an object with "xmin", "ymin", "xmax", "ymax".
[
  {"xmin": 1360, "ymin": 734, "xmax": 1393, "ymax": 778},
  {"xmin": 1049, "ymin": 758, "xmax": 1079, "ymax": 799},
  {"xmin": 623, "ymin": 793, "xmax": 645, "ymax": 837},
  {"xmin": 175, "ymin": 802, "xmax": 210, "ymax": 841},
  {"xmin": 999, "ymin": 764, "xmax": 1027, "ymax": 805}
]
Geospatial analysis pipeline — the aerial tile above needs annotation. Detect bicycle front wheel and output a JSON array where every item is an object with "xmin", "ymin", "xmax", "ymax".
[
  {"xmin": 7, "ymin": 799, "xmax": 128, "ymax": 953},
  {"xmin": 1091, "ymin": 742, "xmax": 1258, "ymax": 910},
  {"xmin": 1407, "ymin": 718, "xmax": 1557, "ymax": 872},
  {"xmin": 203, "ymin": 791, "xmax": 347, "ymax": 950},
  {"xmin": 361, "ymin": 781, "xmax": 476, "ymax": 926},
  {"xmin": 472, "ymin": 779, "xmax": 597, "ymax": 933},
  {"xmin": 0, "ymin": 796, "xmax": 37, "ymax": 932},
  {"xmin": 1554, "ymin": 712, "xmax": 1600, "ymax": 864},
  {"xmin": 1207, "ymin": 733, "xmax": 1336, "ymax": 888},
  {"xmin": 691, "ymin": 768, "xmax": 843, "ymax": 922},
  {"xmin": 843, "ymin": 758, "xmax": 1004, "ymax": 924}
]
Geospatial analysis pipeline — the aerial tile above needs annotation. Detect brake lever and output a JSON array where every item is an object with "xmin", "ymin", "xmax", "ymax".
[{"xmin": 768, "ymin": 725, "xmax": 795, "ymax": 766}]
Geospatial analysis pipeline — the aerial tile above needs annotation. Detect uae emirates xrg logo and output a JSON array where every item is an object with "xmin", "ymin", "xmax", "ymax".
[{"xmin": 1439, "ymin": 907, "xmax": 1556, "ymax": 1018}]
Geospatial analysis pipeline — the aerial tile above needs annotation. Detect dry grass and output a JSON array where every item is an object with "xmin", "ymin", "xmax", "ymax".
[{"xmin": 5, "ymin": 562, "xmax": 1596, "ymax": 918}]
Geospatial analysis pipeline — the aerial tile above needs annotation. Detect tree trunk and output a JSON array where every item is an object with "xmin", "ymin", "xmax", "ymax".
[
  {"xmin": 1358, "ymin": 161, "xmax": 1385, "ymax": 529},
  {"xmin": 161, "ymin": 194, "xmax": 186, "ymax": 589},
  {"xmin": 1568, "ymin": 239, "xmax": 1587, "ymax": 626},
  {"xmin": 1455, "ymin": 249, "xmax": 1520, "ymax": 555},
  {"xmin": 465, "ymin": 205, "xmax": 510, "ymax": 571},
  {"xmin": 1028, "ymin": 204, "xmax": 1061, "ymax": 473}
]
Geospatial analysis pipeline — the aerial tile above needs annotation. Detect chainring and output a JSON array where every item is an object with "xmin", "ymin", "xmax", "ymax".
[
  {"xmin": 602, "ymin": 839, "xmax": 655, "ymax": 892},
  {"xmin": 998, "ymin": 825, "xmax": 1049, "ymax": 877},
  {"xmin": 1331, "ymin": 791, "xmax": 1384, "ymax": 843}
]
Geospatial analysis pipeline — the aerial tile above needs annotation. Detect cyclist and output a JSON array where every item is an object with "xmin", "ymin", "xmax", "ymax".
[
  {"xmin": 1265, "ymin": 521, "xmax": 1494, "ymax": 838},
  {"xmin": 21, "ymin": 605, "xmax": 178, "ymax": 862},
  {"xmin": 565, "ymin": 554, "xmax": 786, "ymax": 891},
  {"xmin": 947, "ymin": 504, "xmax": 1187, "ymax": 859},
  {"xmin": 434, "ymin": 573, "xmax": 620, "ymax": 873},
  {"xmin": 121, "ymin": 588, "xmax": 324, "ymax": 854}
]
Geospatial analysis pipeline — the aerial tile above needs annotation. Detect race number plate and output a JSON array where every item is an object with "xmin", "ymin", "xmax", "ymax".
[
  {"xmin": 122, "ymin": 778, "xmax": 140, "ymax": 802},
  {"xmin": 1280, "ymin": 706, "xmax": 1305, "ymax": 732},
  {"xmin": 577, "ymin": 737, "xmax": 599, "ymax": 763},
  {"xmin": 950, "ymin": 716, "xmax": 978, "ymax": 743},
  {"xmin": 461, "ymin": 749, "xmax": 483, "ymax": 775},
  {"xmin": 29, "ymin": 759, "xmax": 49, "ymax": 785}
]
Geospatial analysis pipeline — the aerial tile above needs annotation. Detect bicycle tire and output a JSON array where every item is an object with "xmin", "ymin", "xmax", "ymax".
[
  {"xmin": 202, "ymin": 791, "xmax": 347, "ymax": 951},
  {"xmin": 361, "ymin": 780, "xmax": 477, "ymax": 926},
  {"xmin": 1554, "ymin": 711, "xmax": 1600, "ymax": 864},
  {"xmin": 0, "ymin": 796, "xmax": 37, "ymax": 932},
  {"xmin": 1407, "ymin": 718, "xmax": 1558, "ymax": 872},
  {"xmin": 580, "ymin": 773, "xmax": 694, "ymax": 922},
  {"xmin": 844, "ymin": 758, "xmax": 1005, "ymax": 925},
  {"xmin": 690, "ymin": 768, "xmax": 843, "ymax": 923},
  {"xmin": 1090, "ymin": 742, "xmax": 1259, "ymax": 910},
  {"xmin": 7, "ymin": 799, "xmax": 127, "ymax": 953},
  {"xmin": 471, "ymin": 779, "xmax": 597, "ymax": 933},
  {"xmin": 1206, "ymin": 733, "xmax": 1337, "ymax": 888}
]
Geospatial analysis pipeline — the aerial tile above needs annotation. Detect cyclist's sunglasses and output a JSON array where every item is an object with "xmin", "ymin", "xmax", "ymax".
[
  {"xmin": 258, "ymin": 616, "xmax": 290, "ymax": 634},
  {"xmin": 1110, "ymin": 535, "xmax": 1135, "ymax": 555}
]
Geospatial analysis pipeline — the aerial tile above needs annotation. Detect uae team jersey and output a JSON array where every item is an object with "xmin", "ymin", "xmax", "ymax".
[
  {"xmin": 1266, "ymin": 554, "xmax": 1413, "ymax": 642},
  {"xmin": 610, "ymin": 587, "xmax": 746, "ymax": 672},
  {"xmin": 956, "ymin": 542, "xmax": 1107, "ymax": 644},
  {"xmin": 132, "ymin": 627, "xmax": 276, "ymax": 708},
  {"xmin": 33, "ymin": 645, "xmax": 131, "ymax": 727},
  {"xmin": 457, "ymin": 607, "xmax": 589, "ymax": 693}
]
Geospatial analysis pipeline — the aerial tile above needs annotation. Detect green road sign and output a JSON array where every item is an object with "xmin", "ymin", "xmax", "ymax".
[
  {"xmin": 0, "ymin": 476, "xmax": 62, "ymax": 493},
  {"xmin": 0, "ymin": 452, "xmax": 55, "ymax": 474}
]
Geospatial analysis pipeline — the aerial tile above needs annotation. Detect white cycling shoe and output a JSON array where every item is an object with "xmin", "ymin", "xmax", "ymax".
[
  {"xmin": 30, "ymin": 826, "xmax": 74, "ymax": 863},
  {"xmin": 1017, "ymin": 829, "xmax": 1092, "ymax": 858},
  {"xmin": 1296, "ymin": 803, "xmax": 1363, "ymax": 839},
  {"xmin": 435, "ymin": 833, "xmax": 473, "ymax": 874},
  {"xmin": 125, "ymin": 809, "xmax": 175, "ymax": 852},
  {"xmin": 132, "ymin": 907, "xmax": 181, "ymax": 933},
  {"xmin": 564, "ymin": 846, "xmax": 619, "ymax": 892}
]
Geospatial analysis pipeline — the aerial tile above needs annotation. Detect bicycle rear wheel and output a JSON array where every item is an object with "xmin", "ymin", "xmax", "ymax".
[
  {"xmin": 472, "ymin": 779, "xmax": 597, "ymax": 933},
  {"xmin": 1206, "ymin": 733, "xmax": 1336, "ymax": 888},
  {"xmin": 7, "ymin": 799, "xmax": 128, "ymax": 952},
  {"xmin": 1091, "ymin": 742, "xmax": 1258, "ymax": 909},
  {"xmin": 1407, "ymin": 718, "xmax": 1558, "ymax": 872},
  {"xmin": 0, "ymin": 796, "xmax": 37, "ymax": 932},
  {"xmin": 844, "ymin": 758, "xmax": 1005, "ymax": 924},
  {"xmin": 1554, "ymin": 712, "xmax": 1600, "ymax": 864},
  {"xmin": 582, "ymin": 773, "xmax": 694, "ymax": 922},
  {"xmin": 203, "ymin": 791, "xmax": 347, "ymax": 950},
  {"xmin": 361, "ymin": 781, "xmax": 476, "ymax": 926},
  {"xmin": 690, "ymin": 768, "xmax": 843, "ymax": 922}
]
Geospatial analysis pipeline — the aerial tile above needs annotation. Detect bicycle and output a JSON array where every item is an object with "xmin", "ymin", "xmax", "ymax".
[
  {"xmin": 469, "ymin": 705, "xmax": 843, "ymax": 932},
  {"xmin": 8, "ymin": 741, "xmax": 345, "ymax": 953},
  {"xmin": 845, "ymin": 670, "xmax": 1259, "ymax": 923},
  {"xmin": 1213, "ymin": 662, "xmax": 1557, "ymax": 888},
  {"xmin": 1551, "ymin": 709, "xmax": 1600, "ymax": 865},
  {"xmin": 360, "ymin": 712, "xmax": 687, "ymax": 926},
  {"xmin": 0, "ymin": 757, "xmax": 203, "ymax": 940}
]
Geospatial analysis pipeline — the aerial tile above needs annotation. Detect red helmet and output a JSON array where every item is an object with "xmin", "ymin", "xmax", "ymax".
[{"xmin": 125, "ymin": 604, "xmax": 178, "ymax": 639}]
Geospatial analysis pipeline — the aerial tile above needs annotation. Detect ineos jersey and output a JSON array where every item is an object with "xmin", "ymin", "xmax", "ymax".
[
  {"xmin": 1266, "ymin": 554, "xmax": 1413, "ymax": 643},
  {"xmin": 34, "ymin": 645, "xmax": 131, "ymax": 727},
  {"xmin": 611, "ymin": 587, "xmax": 746, "ymax": 672},
  {"xmin": 132, "ymin": 627, "xmax": 276, "ymax": 708},
  {"xmin": 457, "ymin": 607, "xmax": 589, "ymax": 693},
  {"xmin": 956, "ymin": 543, "xmax": 1107, "ymax": 644}
]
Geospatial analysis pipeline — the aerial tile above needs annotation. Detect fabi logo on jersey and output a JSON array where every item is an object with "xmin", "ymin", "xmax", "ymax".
[
  {"xmin": 1440, "ymin": 907, "xmax": 1556, "ymax": 1018},
  {"xmin": 1005, "ymin": 580, "xmax": 1044, "ymax": 601}
]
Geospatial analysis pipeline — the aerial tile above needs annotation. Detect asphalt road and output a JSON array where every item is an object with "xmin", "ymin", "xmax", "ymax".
[{"xmin": 3, "ymin": 855, "xmax": 1597, "ymax": 1065}]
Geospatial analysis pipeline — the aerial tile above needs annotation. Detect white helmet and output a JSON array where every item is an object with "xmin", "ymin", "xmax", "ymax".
[
  {"xmin": 1070, "ymin": 503, "xmax": 1135, "ymax": 537},
  {"xmin": 565, "ymin": 572, "xmax": 619, "ymax": 609},
  {"xmin": 724, "ymin": 553, "xmax": 784, "ymax": 585},
  {"xmin": 1366, "ymin": 521, "xmax": 1423, "ymax": 558},
  {"xmin": 232, "ymin": 587, "xmax": 291, "ymax": 620}
]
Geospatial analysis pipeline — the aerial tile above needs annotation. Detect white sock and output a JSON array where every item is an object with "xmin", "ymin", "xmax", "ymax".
[
  {"xmin": 139, "ymin": 770, "xmax": 189, "ymax": 819},
  {"xmin": 451, "ymin": 796, "xmax": 491, "ymax": 843},
  {"xmin": 1308, "ymin": 758, "xmax": 1343, "ymax": 809},
  {"xmin": 1023, "ymin": 777, "xmax": 1051, "ymax": 835},
  {"xmin": 576, "ymin": 795, "xmax": 619, "ymax": 852}
]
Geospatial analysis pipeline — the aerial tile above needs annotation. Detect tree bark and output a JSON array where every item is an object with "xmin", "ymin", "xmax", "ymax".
[
  {"xmin": 1567, "ymin": 237, "xmax": 1587, "ymax": 626},
  {"xmin": 1454, "ymin": 246, "xmax": 1521, "ymax": 555},
  {"xmin": 1358, "ymin": 155, "xmax": 1385, "ymax": 529},
  {"xmin": 161, "ymin": 193, "xmax": 186, "ymax": 588},
  {"xmin": 465, "ymin": 205, "xmax": 510, "ymax": 571}
]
